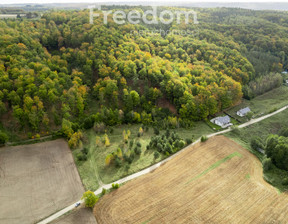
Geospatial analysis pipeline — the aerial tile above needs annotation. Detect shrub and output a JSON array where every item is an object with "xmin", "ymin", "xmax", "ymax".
[
  {"xmin": 137, "ymin": 142, "xmax": 142, "ymax": 147},
  {"xmin": 125, "ymin": 164, "xmax": 130, "ymax": 171},
  {"xmin": 263, "ymin": 157, "xmax": 272, "ymax": 172},
  {"xmin": 104, "ymin": 134, "xmax": 110, "ymax": 147},
  {"xmin": 282, "ymin": 178, "xmax": 288, "ymax": 185},
  {"xmin": 0, "ymin": 131, "xmax": 8, "ymax": 145},
  {"xmin": 77, "ymin": 153, "xmax": 87, "ymax": 161},
  {"xmin": 129, "ymin": 140, "xmax": 134, "ymax": 148},
  {"xmin": 139, "ymin": 127, "xmax": 144, "ymax": 136},
  {"xmin": 135, "ymin": 147, "xmax": 142, "ymax": 155},
  {"xmin": 178, "ymin": 140, "xmax": 186, "ymax": 149},
  {"xmin": 105, "ymin": 154, "xmax": 114, "ymax": 165},
  {"xmin": 112, "ymin": 183, "xmax": 119, "ymax": 189},
  {"xmin": 115, "ymin": 157, "xmax": 122, "ymax": 167},
  {"xmin": 101, "ymin": 188, "xmax": 106, "ymax": 195},
  {"xmin": 82, "ymin": 147, "xmax": 89, "ymax": 155},
  {"xmin": 186, "ymin": 138, "xmax": 192, "ymax": 145},
  {"xmin": 201, "ymin": 136, "xmax": 208, "ymax": 142},
  {"xmin": 128, "ymin": 151, "xmax": 135, "ymax": 163},
  {"xmin": 154, "ymin": 151, "xmax": 160, "ymax": 160},
  {"xmin": 250, "ymin": 137, "xmax": 264, "ymax": 151}
]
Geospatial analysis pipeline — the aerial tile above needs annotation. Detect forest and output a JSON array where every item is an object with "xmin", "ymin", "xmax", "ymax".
[{"xmin": 0, "ymin": 6, "xmax": 287, "ymax": 144}]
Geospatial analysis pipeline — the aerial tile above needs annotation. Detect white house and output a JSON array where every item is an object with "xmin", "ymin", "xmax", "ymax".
[
  {"xmin": 210, "ymin": 115, "xmax": 232, "ymax": 128},
  {"xmin": 237, "ymin": 107, "xmax": 251, "ymax": 117}
]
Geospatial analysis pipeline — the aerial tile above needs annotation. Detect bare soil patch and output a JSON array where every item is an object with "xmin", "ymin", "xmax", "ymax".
[
  {"xmin": 94, "ymin": 136, "xmax": 288, "ymax": 224},
  {"xmin": 0, "ymin": 139, "xmax": 84, "ymax": 224}
]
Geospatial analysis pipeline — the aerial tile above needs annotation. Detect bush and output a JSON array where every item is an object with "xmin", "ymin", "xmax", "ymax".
[
  {"xmin": 186, "ymin": 138, "xmax": 193, "ymax": 145},
  {"xmin": 129, "ymin": 140, "xmax": 134, "ymax": 148},
  {"xmin": 112, "ymin": 183, "xmax": 119, "ymax": 189},
  {"xmin": 115, "ymin": 157, "xmax": 122, "ymax": 167},
  {"xmin": 178, "ymin": 140, "xmax": 186, "ymax": 149},
  {"xmin": 0, "ymin": 131, "xmax": 8, "ymax": 145},
  {"xmin": 137, "ymin": 142, "xmax": 142, "ymax": 147},
  {"xmin": 263, "ymin": 157, "xmax": 272, "ymax": 172},
  {"xmin": 125, "ymin": 164, "xmax": 130, "ymax": 171},
  {"xmin": 201, "ymin": 136, "xmax": 208, "ymax": 142},
  {"xmin": 128, "ymin": 152, "xmax": 135, "ymax": 163},
  {"xmin": 250, "ymin": 137, "xmax": 264, "ymax": 151},
  {"xmin": 77, "ymin": 153, "xmax": 87, "ymax": 161},
  {"xmin": 82, "ymin": 147, "xmax": 89, "ymax": 155},
  {"xmin": 282, "ymin": 177, "xmax": 288, "ymax": 185},
  {"xmin": 135, "ymin": 147, "xmax": 142, "ymax": 155},
  {"xmin": 154, "ymin": 151, "xmax": 160, "ymax": 160},
  {"xmin": 101, "ymin": 188, "xmax": 106, "ymax": 195}
]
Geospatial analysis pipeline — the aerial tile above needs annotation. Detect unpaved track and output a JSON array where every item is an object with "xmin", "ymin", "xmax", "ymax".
[
  {"xmin": 38, "ymin": 105, "xmax": 288, "ymax": 224},
  {"xmin": 94, "ymin": 136, "xmax": 288, "ymax": 224},
  {"xmin": 51, "ymin": 207, "xmax": 97, "ymax": 224},
  {"xmin": 0, "ymin": 139, "xmax": 84, "ymax": 224}
]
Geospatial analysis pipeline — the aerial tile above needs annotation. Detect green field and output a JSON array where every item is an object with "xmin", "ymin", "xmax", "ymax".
[
  {"xmin": 73, "ymin": 122, "xmax": 213, "ymax": 191},
  {"xmin": 226, "ymin": 86, "xmax": 288, "ymax": 123},
  {"xmin": 225, "ymin": 109, "xmax": 288, "ymax": 191}
]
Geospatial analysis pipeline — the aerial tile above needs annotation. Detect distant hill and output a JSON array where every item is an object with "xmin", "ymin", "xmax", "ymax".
[{"xmin": 0, "ymin": 2, "xmax": 288, "ymax": 11}]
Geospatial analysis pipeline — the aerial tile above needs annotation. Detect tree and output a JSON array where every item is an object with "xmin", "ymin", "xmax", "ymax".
[
  {"xmin": 61, "ymin": 119, "xmax": 74, "ymax": 138},
  {"xmin": 139, "ymin": 127, "xmax": 144, "ymax": 136},
  {"xmin": 82, "ymin": 191, "xmax": 98, "ymax": 208},
  {"xmin": 104, "ymin": 134, "xmax": 110, "ymax": 147},
  {"xmin": 68, "ymin": 131, "xmax": 83, "ymax": 149}
]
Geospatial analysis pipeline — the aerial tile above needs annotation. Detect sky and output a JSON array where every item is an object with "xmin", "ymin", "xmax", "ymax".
[{"xmin": 1, "ymin": 0, "xmax": 288, "ymax": 4}]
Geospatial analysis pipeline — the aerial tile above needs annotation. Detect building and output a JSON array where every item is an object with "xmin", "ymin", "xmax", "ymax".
[
  {"xmin": 237, "ymin": 107, "xmax": 251, "ymax": 117},
  {"xmin": 210, "ymin": 115, "xmax": 232, "ymax": 128}
]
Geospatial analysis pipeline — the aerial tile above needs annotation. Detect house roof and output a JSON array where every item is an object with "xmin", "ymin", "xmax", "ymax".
[
  {"xmin": 215, "ymin": 115, "xmax": 230, "ymax": 124},
  {"xmin": 238, "ymin": 107, "xmax": 251, "ymax": 115}
]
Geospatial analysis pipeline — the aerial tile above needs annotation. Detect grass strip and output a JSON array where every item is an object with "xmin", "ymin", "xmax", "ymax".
[{"xmin": 186, "ymin": 152, "xmax": 242, "ymax": 184}]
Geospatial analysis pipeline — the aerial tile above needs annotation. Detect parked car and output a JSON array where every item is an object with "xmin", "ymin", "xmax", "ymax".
[{"xmin": 75, "ymin": 202, "xmax": 81, "ymax": 207}]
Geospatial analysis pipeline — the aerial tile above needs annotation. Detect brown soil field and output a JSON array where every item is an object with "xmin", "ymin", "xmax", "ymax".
[
  {"xmin": 94, "ymin": 136, "xmax": 288, "ymax": 224},
  {"xmin": 0, "ymin": 139, "xmax": 84, "ymax": 224},
  {"xmin": 51, "ymin": 207, "xmax": 97, "ymax": 224}
]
